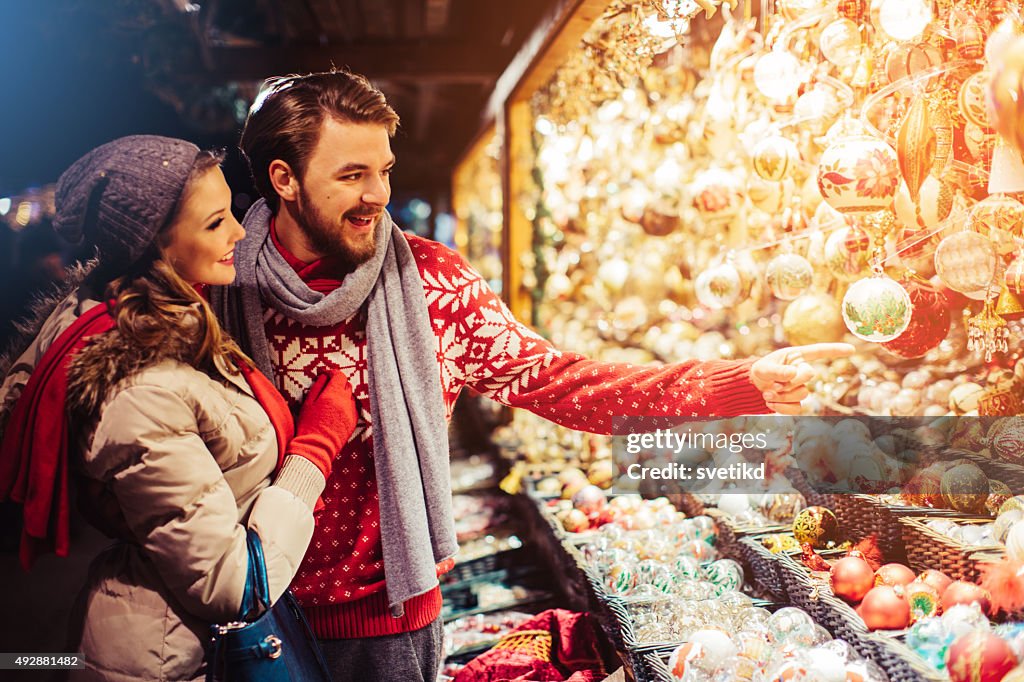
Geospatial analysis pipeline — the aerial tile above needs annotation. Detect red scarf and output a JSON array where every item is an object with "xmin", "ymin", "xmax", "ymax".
[{"xmin": 0, "ymin": 303, "xmax": 115, "ymax": 569}]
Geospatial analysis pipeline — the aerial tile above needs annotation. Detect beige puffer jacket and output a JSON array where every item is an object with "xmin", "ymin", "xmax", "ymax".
[{"xmin": 0, "ymin": 290, "xmax": 325, "ymax": 682}]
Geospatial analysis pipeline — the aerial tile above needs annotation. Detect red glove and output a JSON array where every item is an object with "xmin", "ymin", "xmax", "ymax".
[{"xmin": 287, "ymin": 372, "xmax": 358, "ymax": 478}]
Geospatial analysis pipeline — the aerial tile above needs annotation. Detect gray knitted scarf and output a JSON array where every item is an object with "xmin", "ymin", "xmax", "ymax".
[{"xmin": 208, "ymin": 199, "xmax": 456, "ymax": 616}]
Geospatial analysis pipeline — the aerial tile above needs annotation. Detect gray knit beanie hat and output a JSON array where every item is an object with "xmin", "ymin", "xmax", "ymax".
[{"xmin": 54, "ymin": 135, "xmax": 200, "ymax": 266}]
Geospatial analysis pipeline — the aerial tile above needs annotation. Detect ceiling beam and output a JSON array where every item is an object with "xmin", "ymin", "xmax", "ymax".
[{"xmin": 178, "ymin": 42, "xmax": 508, "ymax": 84}]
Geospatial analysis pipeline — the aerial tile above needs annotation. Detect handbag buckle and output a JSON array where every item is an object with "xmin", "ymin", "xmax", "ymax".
[
  {"xmin": 264, "ymin": 635, "xmax": 282, "ymax": 660},
  {"xmin": 214, "ymin": 621, "xmax": 249, "ymax": 636}
]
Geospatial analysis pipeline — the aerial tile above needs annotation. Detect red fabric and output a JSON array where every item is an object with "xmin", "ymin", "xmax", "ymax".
[
  {"xmin": 269, "ymin": 219, "xmax": 351, "ymax": 294},
  {"xmin": 0, "ymin": 302, "xmax": 115, "ymax": 569},
  {"xmin": 453, "ymin": 609, "xmax": 607, "ymax": 682},
  {"xmin": 305, "ymin": 586, "xmax": 442, "ymax": 639},
  {"xmin": 263, "ymin": 232, "xmax": 768, "ymax": 638},
  {"xmin": 238, "ymin": 361, "xmax": 293, "ymax": 472}
]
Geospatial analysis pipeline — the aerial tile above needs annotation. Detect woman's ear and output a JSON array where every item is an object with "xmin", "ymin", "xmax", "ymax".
[{"xmin": 268, "ymin": 160, "xmax": 299, "ymax": 203}]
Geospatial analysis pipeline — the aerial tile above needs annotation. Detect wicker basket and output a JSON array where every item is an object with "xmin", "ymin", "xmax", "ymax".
[
  {"xmin": 832, "ymin": 494, "xmax": 907, "ymax": 561},
  {"xmin": 899, "ymin": 515, "xmax": 1003, "ymax": 582},
  {"xmin": 668, "ymin": 492, "xmax": 705, "ymax": 517},
  {"xmin": 785, "ymin": 466, "xmax": 834, "ymax": 508},
  {"xmin": 870, "ymin": 633, "xmax": 946, "ymax": 682},
  {"xmin": 737, "ymin": 536, "xmax": 788, "ymax": 602}
]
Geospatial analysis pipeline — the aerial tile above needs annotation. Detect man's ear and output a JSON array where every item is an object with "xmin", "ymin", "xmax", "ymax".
[{"xmin": 268, "ymin": 160, "xmax": 299, "ymax": 202}]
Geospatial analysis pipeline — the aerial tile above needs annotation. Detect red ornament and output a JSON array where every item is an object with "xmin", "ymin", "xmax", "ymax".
[
  {"xmin": 882, "ymin": 277, "xmax": 951, "ymax": 358},
  {"xmin": 858, "ymin": 586, "xmax": 911, "ymax": 630},
  {"xmin": 931, "ymin": 273, "xmax": 971, "ymax": 309},
  {"xmin": 946, "ymin": 631, "xmax": 1018, "ymax": 682},
  {"xmin": 875, "ymin": 563, "xmax": 917, "ymax": 588},
  {"xmin": 918, "ymin": 569, "xmax": 954, "ymax": 597},
  {"xmin": 942, "ymin": 580, "xmax": 993, "ymax": 616},
  {"xmin": 905, "ymin": 580, "xmax": 941, "ymax": 621},
  {"xmin": 831, "ymin": 556, "xmax": 876, "ymax": 603}
]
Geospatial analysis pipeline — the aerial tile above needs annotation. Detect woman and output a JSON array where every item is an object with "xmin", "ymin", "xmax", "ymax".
[{"xmin": 0, "ymin": 135, "xmax": 356, "ymax": 681}]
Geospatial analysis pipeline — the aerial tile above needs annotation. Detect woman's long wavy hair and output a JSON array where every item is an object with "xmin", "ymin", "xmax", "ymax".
[{"xmin": 88, "ymin": 150, "xmax": 249, "ymax": 374}]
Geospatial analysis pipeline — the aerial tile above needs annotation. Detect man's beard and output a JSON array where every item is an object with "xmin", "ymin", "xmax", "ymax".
[{"xmin": 295, "ymin": 192, "xmax": 378, "ymax": 267}]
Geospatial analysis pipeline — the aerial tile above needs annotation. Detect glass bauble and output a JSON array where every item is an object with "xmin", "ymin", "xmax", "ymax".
[
  {"xmin": 754, "ymin": 50, "xmax": 803, "ymax": 101},
  {"xmin": 783, "ymin": 292, "xmax": 847, "ymax": 344},
  {"xmin": 841, "ymin": 276, "xmax": 913, "ymax": 342},
  {"xmin": 881, "ymin": 277, "xmax": 951, "ymax": 358},
  {"xmin": 876, "ymin": 0, "xmax": 932, "ymax": 42},
  {"xmin": 967, "ymin": 193, "xmax": 1024, "ymax": 258},
  {"xmin": 817, "ymin": 135, "xmax": 901, "ymax": 216},
  {"xmin": 824, "ymin": 226, "xmax": 871, "ymax": 282},
  {"xmin": 766, "ymin": 253, "xmax": 813, "ymax": 301},
  {"xmin": 820, "ymin": 18, "xmax": 863, "ymax": 67},
  {"xmin": 752, "ymin": 135, "xmax": 799, "ymax": 181},
  {"xmin": 695, "ymin": 263, "xmax": 742, "ymax": 310},
  {"xmin": 934, "ymin": 231, "xmax": 1002, "ymax": 300}
]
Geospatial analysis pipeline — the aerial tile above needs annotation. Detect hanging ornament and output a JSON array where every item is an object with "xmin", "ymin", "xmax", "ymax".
[
  {"xmin": 824, "ymin": 226, "xmax": 871, "ymax": 281},
  {"xmin": 963, "ymin": 123, "xmax": 997, "ymax": 163},
  {"xmin": 996, "ymin": 285, "xmax": 1024, "ymax": 321},
  {"xmin": 818, "ymin": 136, "xmax": 901, "ymax": 216},
  {"xmin": 766, "ymin": 253, "xmax": 813, "ymax": 301},
  {"xmin": 897, "ymin": 95, "xmax": 936, "ymax": 204},
  {"xmin": 856, "ymin": 210, "xmax": 898, "ymax": 259},
  {"xmin": 837, "ymin": 0, "xmax": 865, "ymax": 22},
  {"xmin": 842, "ymin": 273, "xmax": 913, "ymax": 342},
  {"xmin": 955, "ymin": 20, "xmax": 988, "ymax": 60},
  {"xmin": 959, "ymin": 71, "xmax": 991, "ymax": 128},
  {"xmin": 691, "ymin": 168, "xmax": 743, "ymax": 227},
  {"xmin": 895, "ymin": 177, "xmax": 953, "ymax": 230},
  {"xmin": 1006, "ymin": 257, "xmax": 1024, "ymax": 294},
  {"xmin": 695, "ymin": 263, "xmax": 742, "ymax": 310},
  {"xmin": 752, "ymin": 136, "xmax": 799, "ymax": 181},
  {"xmin": 967, "ymin": 298, "xmax": 1011, "ymax": 361},
  {"xmin": 934, "ymin": 231, "xmax": 1002, "ymax": 300},
  {"xmin": 753, "ymin": 50, "xmax": 803, "ymax": 102},
  {"xmin": 881, "ymin": 276, "xmax": 951, "ymax": 358},
  {"xmin": 876, "ymin": 0, "xmax": 933, "ymax": 42},
  {"xmin": 783, "ymin": 292, "xmax": 848, "ymax": 345},
  {"xmin": 820, "ymin": 18, "xmax": 864, "ymax": 67},
  {"xmin": 885, "ymin": 42, "xmax": 943, "ymax": 84},
  {"xmin": 748, "ymin": 175, "xmax": 790, "ymax": 213},
  {"xmin": 966, "ymin": 193, "xmax": 1024, "ymax": 258}
]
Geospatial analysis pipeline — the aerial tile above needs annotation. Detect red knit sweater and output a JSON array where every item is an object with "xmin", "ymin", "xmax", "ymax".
[{"xmin": 264, "ymin": 225, "xmax": 769, "ymax": 638}]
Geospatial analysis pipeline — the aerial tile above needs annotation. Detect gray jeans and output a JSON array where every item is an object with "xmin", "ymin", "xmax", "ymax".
[{"xmin": 318, "ymin": 617, "xmax": 444, "ymax": 682}]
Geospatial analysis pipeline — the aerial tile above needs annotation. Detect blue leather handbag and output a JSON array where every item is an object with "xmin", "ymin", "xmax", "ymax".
[{"xmin": 206, "ymin": 529, "xmax": 332, "ymax": 681}]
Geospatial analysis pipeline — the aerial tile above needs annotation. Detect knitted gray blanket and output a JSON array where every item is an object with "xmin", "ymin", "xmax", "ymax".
[{"xmin": 208, "ymin": 199, "xmax": 456, "ymax": 616}]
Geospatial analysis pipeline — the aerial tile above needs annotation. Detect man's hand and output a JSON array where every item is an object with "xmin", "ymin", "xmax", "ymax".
[{"xmin": 750, "ymin": 343, "xmax": 855, "ymax": 415}]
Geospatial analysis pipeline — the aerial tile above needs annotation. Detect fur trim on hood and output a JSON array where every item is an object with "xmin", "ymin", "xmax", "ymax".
[
  {"xmin": 66, "ymin": 312, "xmax": 201, "ymax": 419},
  {"xmin": 0, "ymin": 259, "xmax": 97, "ymax": 381}
]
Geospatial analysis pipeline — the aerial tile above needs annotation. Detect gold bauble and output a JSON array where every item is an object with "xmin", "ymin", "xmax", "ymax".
[{"xmin": 783, "ymin": 292, "xmax": 847, "ymax": 345}]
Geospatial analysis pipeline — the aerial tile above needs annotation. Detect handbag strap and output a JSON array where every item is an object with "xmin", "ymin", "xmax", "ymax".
[{"xmin": 237, "ymin": 528, "xmax": 270, "ymax": 621}]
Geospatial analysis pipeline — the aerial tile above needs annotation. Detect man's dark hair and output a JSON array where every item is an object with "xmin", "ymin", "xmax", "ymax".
[{"xmin": 240, "ymin": 69, "xmax": 400, "ymax": 211}]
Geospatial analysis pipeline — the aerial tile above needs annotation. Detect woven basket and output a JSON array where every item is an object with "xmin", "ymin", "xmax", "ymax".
[
  {"xmin": 832, "ymin": 494, "xmax": 907, "ymax": 561},
  {"xmin": 669, "ymin": 492, "xmax": 705, "ymax": 517},
  {"xmin": 899, "ymin": 516, "xmax": 1003, "ymax": 582},
  {"xmin": 785, "ymin": 466, "xmax": 834, "ymax": 508},
  {"xmin": 870, "ymin": 634, "xmax": 946, "ymax": 682},
  {"xmin": 962, "ymin": 452, "xmax": 1024, "ymax": 493},
  {"xmin": 737, "ymin": 536, "xmax": 788, "ymax": 602}
]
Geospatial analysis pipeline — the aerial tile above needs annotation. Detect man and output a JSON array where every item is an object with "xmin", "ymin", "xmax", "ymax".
[{"xmin": 208, "ymin": 69, "xmax": 852, "ymax": 682}]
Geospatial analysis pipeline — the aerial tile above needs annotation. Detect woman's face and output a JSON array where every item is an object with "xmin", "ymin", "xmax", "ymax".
[{"xmin": 161, "ymin": 167, "xmax": 245, "ymax": 286}]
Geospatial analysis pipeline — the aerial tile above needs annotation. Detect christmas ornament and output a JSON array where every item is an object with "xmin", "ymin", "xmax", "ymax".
[
  {"xmin": 706, "ymin": 558, "xmax": 744, "ymax": 594},
  {"xmin": 886, "ymin": 41, "xmax": 943, "ymax": 83},
  {"xmin": 941, "ymin": 462, "xmax": 991, "ymax": 514},
  {"xmin": 934, "ymin": 231, "xmax": 1002, "ymax": 300},
  {"xmin": 993, "ymin": 421, "xmax": 1024, "ymax": 465},
  {"xmin": 858, "ymin": 585, "xmax": 911, "ymax": 630},
  {"xmin": 941, "ymin": 581, "xmax": 993, "ymax": 616},
  {"xmin": 967, "ymin": 193, "xmax": 1024, "ymax": 258},
  {"xmin": 820, "ymin": 18, "xmax": 863, "ymax": 67},
  {"xmin": 960, "ymin": 71, "xmax": 992, "ymax": 128},
  {"xmin": 875, "ymin": 563, "xmax": 916, "ymax": 588},
  {"xmin": 996, "ymin": 286, "xmax": 1024, "ymax": 321},
  {"xmin": 668, "ymin": 629, "xmax": 738, "ymax": 679},
  {"xmin": 1007, "ymin": 257, "xmax": 1024, "ymax": 294},
  {"xmin": 895, "ymin": 176, "xmax": 954, "ymax": 231},
  {"xmin": 783, "ymin": 292, "xmax": 847, "ymax": 345},
  {"xmin": 830, "ymin": 556, "xmax": 876, "ymax": 603},
  {"xmin": 898, "ymin": 95, "xmax": 936, "ymax": 204},
  {"xmin": 606, "ymin": 561, "xmax": 637, "ymax": 595},
  {"xmin": 919, "ymin": 569, "xmax": 954, "ymax": 596},
  {"xmin": 904, "ymin": 580, "xmax": 941, "ymax": 622},
  {"xmin": 754, "ymin": 50, "xmax": 803, "ymax": 101},
  {"xmin": 945, "ymin": 631, "xmax": 1018, "ymax": 682},
  {"xmin": 766, "ymin": 253, "xmax": 813, "ymax": 301},
  {"xmin": 572, "ymin": 485, "xmax": 607, "ymax": 516},
  {"xmin": 987, "ymin": 480, "xmax": 1013, "ymax": 516},
  {"xmin": 876, "ymin": 0, "xmax": 932, "ymax": 42},
  {"xmin": 752, "ymin": 135, "xmax": 799, "ymax": 180},
  {"xmin": 955, "ymin": 20, "xmax": 988, "ymax": 60},
  {"xmin": 792, "ymin": 506, "xmax": 839, "ymax": 548},
  {"xmin": 824, "ymin": 227, "xmax": 871, "ymax": 282},
  {"xmin": 841, "ymin": 275, "xmax": 913, "ymax": 342},
  {"xmin": 818, "ymin": 136, "xmax": 901, "ymax": 216},
  {"xmin": 881, "ymin": 276, "xmax": 950, "ymax": 358},
  {"xmin": 692, "ymin": 168, "xmax": 743, "ymax": 227},
  {"xmin": 968, "ymin": 299, "xmax": 1011, "ymax": 361},
  {"xmin": 767, "ymin": 607, "xmax": 818, "ymax": 646},
  {"xmin": 696, "ymin": 263, "xmax": 742, "ymax": 309},
  {"xmin": 640, "ymin": 204, "xmax": 681, "ymax": 236}
]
